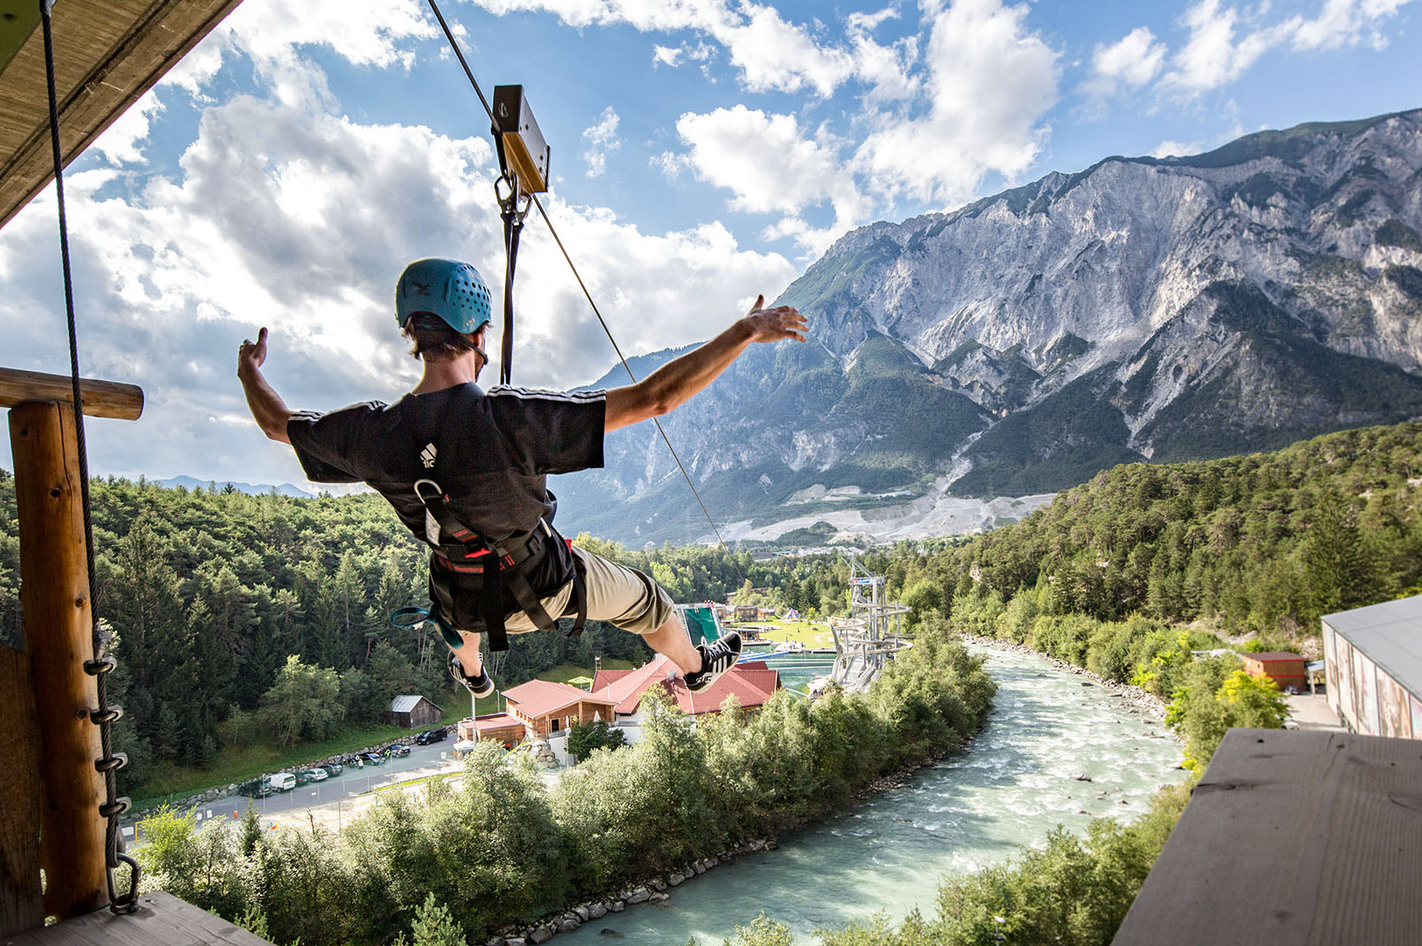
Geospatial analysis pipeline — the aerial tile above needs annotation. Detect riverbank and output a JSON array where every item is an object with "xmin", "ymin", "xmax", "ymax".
[
  {"xmin": 958, "ymin": 633, "xmax": 1170, "ymax": 720},
  {"xmin": 558, "ymin": 644, "xmax": 1188, "ymax": 945}
]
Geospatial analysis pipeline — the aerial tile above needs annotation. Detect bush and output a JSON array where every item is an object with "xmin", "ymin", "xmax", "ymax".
[{"xmin": 805, "ymin": 783, "xmax": 1192, "ymax": 946}]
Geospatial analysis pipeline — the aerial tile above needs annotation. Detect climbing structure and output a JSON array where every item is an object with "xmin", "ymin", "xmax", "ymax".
[{"xmin": 824, "ymin": 552, "xmax": 911, "ymax": 693}]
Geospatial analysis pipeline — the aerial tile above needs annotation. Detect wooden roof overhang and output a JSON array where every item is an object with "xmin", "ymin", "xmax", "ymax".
[{"xmin": 0, "ymin": 0, "xmax": 246, "ymax": 231}]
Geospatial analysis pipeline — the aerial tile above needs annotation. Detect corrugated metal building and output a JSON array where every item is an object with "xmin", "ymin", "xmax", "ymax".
[
  {"xmin": 1322, "ymin": 596, "xmax": 1422, "ymax": 739},
  {"xmin": 385, "ymin": 694, "xmax": 442, "ymax": 730}
]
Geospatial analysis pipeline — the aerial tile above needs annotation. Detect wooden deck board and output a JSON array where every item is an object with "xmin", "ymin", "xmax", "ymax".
[
  {"xmin": 1113, "ymin": 728, "xmax": 1422, "ymax": 946},
  {"xmin": 4, "ymin": 892, "xmax": 271, "ymax": 946}
]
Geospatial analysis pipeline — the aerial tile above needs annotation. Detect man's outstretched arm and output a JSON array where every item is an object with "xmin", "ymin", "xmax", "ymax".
[
  {"xmin": 604, "ymin": 295, "xmax": 806, "ymax": 433},
  {"xmin": 237, "ymin": 327, "xmax": 293, "ymax": 444}
]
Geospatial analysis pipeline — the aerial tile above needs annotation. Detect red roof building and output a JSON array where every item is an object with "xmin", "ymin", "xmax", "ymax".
[
  {"xmin": 457, "ymin": 713, "xmax": 527, "ymax": 746},
  {"xmin": 591, "ymin": 655, "xmax": 781, "ymax": 722},
  {"xmin": 500, "ymin": 679, "xmax": 619, "ymax": 740}
]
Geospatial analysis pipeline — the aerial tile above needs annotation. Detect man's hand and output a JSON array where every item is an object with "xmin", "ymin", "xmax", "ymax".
[
  {"xmin": 238, "ymin": 326, "xmax": 270, "ymax": 379},
  {"xmin": 237, "ymin": 326, "xmax": 293, "ymax": 443},
  {"xmin": 605, "ymin": 294, "xmax": 811, "ymax": 432},
  {"xmin": 743, "ymin": 295, "xmax": 807, "ymax": 344}
]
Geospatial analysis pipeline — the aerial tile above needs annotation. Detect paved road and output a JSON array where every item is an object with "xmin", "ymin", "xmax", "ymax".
[{"xmin": 124, "ymin": 739, "xmax": 466, "ymax": 844}]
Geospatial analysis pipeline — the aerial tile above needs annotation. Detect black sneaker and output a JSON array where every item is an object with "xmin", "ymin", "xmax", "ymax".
[
  {"xmin": 684, "ymin": 632, "xmax": 742, "ymax": 693},
  {"xmin": 449, "ymin": 652, "xmax": 495, "ymax": 698}
]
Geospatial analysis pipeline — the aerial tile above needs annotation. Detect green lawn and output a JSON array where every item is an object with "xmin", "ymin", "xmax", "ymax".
[
  {"xmin": 130, "ymin": 658, "xmax": 639, "ymax": 809},
  {"xmin": 129, "ymin": 691, "xmax": 466, "ymax": 810},
  {"xmin": 541, "ymin": 659, "xmax": 635, "ymax": 685},
  {"xmin": 745, "ymin": 621, "xmax": 837, "ymax": 648}
]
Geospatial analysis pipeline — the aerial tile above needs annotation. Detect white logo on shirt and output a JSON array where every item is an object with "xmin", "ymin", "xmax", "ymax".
[{"xmin": 420, "ymin": 443, "xmax": 437, "ymax": 468}]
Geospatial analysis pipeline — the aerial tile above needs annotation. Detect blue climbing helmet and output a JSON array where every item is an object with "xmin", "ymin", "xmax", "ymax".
[{"xmin": 395, "ymin": 258, "xmax": 493, "ymax": 334}]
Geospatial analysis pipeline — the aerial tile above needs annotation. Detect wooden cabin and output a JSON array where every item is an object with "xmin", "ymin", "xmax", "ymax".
[
  {"xmin": 1239, "ymin": 651, "xmax": 1307, "ymax": 693},
  {"xmin": 456, "ymin": 713, "xmax": 526, "ymax": 747},
  {"xmin": 499, "ymin": 679, "xmax": 618, "ymax": 740},
  {"xmin": 384, "ymin": 695, "xmax": 441, "ymax": 729}
]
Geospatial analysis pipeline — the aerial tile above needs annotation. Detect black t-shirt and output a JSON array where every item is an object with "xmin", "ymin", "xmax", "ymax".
[{"xmin": 287, "ymin": 383, "xmax": 605, "ymax": 545}]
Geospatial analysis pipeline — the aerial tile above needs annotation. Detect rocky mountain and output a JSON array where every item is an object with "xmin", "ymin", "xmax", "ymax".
[{"xmin": 552, "ymin": 109, "xmax": 1422, "ymax": 547}]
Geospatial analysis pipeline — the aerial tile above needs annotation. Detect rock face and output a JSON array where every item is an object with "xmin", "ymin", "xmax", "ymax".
[{"xmin": 555, "ymin": 110, "xmax": 1422, "ymax": 546}]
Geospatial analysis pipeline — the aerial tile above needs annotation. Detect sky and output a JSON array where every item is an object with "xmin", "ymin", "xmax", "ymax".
[{"xmin": 1, "ymin": 0, "xmax": 1419, "ymax": 490}]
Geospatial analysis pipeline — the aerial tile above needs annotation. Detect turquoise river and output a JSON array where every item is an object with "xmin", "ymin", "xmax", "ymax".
[{"xmin": 561, "ymin": 643, "xmax": 1188, "ymax": 945}]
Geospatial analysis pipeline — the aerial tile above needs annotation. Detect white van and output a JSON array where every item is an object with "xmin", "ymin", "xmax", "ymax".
[{"xmin": 266, "ymin": 772, "xmax": 296, "ymax": 792}]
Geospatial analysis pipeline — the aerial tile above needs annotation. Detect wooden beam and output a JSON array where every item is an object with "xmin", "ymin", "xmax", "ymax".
[
  {"xmin": 1112, "ymin": 728, "xmax": 1422, "ymax": 946},
  {"xmin": 0, "ymin": 643, "xmax": 44, "ymax": 938},
  {"xmin": 0, "ymin": 367, "xmax": 144, "ymax": 421},
  {"xmin": 0, "ymin": 0, "xmax": 248, "ymax": 230},
  {"xmin": 4, "ymin": 890, "xmax": 275, "ymax": 945},
  {"xmin": 10, "ymin": 403, "xmax": 109, "ymax": 919}
]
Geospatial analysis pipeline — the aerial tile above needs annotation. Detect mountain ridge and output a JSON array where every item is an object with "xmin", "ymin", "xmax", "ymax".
[{"xmin": 551, "ymin": 108, "xmax": 1422, "ymax": 546}]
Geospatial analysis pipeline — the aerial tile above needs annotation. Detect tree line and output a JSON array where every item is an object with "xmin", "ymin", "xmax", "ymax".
[
  {"xmin": 0, "ymin": 476, "xmax": 666, "ymax": 791},
  {"xmin": 137, "ymin": 620, "xmax": 995, "ymax": 945}
]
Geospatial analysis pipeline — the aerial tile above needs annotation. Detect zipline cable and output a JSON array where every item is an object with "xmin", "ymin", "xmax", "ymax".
[
  {"xmin": 39, "ymin": 0, "xmax": 140, "ymax": 913},
  {"xmin": 425, "ymin": 0, "xmax": 732, "ymax": 551}
]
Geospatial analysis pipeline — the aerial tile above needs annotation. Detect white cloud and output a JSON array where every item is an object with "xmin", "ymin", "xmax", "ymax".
[
  {"xmin": 675, "ymin": 107, "xmax": 844, "ymax": 215},
  {"xmin": 656, "ymin": 1, "xmax": 1059, "ymax": 249},
  {"xmin": 1285, "ymin": 0, "xmax": 1414, "ymax": 51},
  {"xmin": 1083, "ymin": 27, "xmax": 1167, "ymax": 101},
  {"xmin": 1160, "ymin": 0, "xmax": 1289, "ymax": 95},
  {"xmin": 855, "ymin": 0, "xmax": 1059, "ymax": 208},
  {"xmin": 582, "ymin": 107, "xmax": 621, "ymax": 178},
  {"xmin": 466, "ymin": 0, "xmax": 916, "ymax": 98},
  {"xmin": 673, "ymin": 106, "xmax": 866, "ymax": 254},
  {"xmin": 168, "ymin": 0, "xmax": 439, "ymax": 106},
  {"xmin": 92, "ymin": 90, "xmax": 166, "ymax": 166},
  {"xmin": 1149, "ymin": 139, "xmax": 1204, "ymax": 158}
]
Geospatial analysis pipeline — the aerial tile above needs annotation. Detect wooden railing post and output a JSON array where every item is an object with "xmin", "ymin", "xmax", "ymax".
[
  {"xmin": 10, "ymin": 402, "xmax": 109, "ymax": 918},
  {"xmin": 0, "ymin": 644, "xmax": 44, "ymax": 936}
]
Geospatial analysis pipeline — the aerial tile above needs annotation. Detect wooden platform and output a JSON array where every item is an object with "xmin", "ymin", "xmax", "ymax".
[
  {"xmin": 5, "ymin": 892, "xmax": 271, "ymax": 946},
  {"xmin": 1113, "ymin": 728, "xmax": 1422, "ymax": 945}
]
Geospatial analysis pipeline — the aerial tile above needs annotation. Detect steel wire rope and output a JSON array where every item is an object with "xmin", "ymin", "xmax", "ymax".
[
  {"xmin": 39, "ymin": 0, "xmax": 140, "ymax": 912},
  {"xmin": 426, "ymin": 0, "xmax": 734, "ymax": 553}
]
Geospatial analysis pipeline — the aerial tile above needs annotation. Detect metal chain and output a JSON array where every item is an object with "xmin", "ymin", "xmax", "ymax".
[{"xmin": 39, "ymin": 0, "xmax": 140, "ymax": 913}]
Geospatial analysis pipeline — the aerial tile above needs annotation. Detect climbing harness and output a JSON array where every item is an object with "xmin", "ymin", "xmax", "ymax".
[
  {"xmin": 397, "ymin": 477, "xmax": 586, "ymax": 653},
  {"xmin": 39, "ymin": 0, "xmax": 139, "ymax": 912}
]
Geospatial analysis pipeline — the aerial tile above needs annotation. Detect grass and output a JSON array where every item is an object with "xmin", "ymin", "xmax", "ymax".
[
  {"xmin": 128, "ymin": 692, "xmax": 467, "ymax": 811},
  {"xmin": 129, "ymin": 657, "xmax": 647, "ymax": 810},
  {"xmin": 541, "ymin": 658, "xmax": 635, "ymax": 686},
  {"xmin": 740, "ymin": 620, "xmax": 837, "ymax": 648}
]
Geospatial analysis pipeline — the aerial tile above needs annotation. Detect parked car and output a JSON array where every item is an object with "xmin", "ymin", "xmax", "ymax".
[
  {"xmin": 385, "ymin": 744, "xmax": 411, "ymax": 758},
  {"xmin": 415, "ymin": 728, "xmax": 447, "ymax": 746},
  {"xmin": 267, "ymin": 772, "xmax": 297, "ymax": 792},
  {"xmin": 296, "ymin": 768, "xmax": 328, "ymax": 784},
  {"xmin": 320, "ymin": 762, "xmax": 344, "ymax": 777},
  {"xmin": 238, "ymin": 778, "xmax": 273, "ymax": 798},
  {"xmin": 361, "ymin": 752, "xmax": 385, "ymax": 766}
]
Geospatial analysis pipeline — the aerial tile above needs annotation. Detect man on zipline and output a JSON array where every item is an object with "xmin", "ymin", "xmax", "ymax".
[{"xmin": 237, "ymin": 258, "xmax": 806, "ymax": 698}]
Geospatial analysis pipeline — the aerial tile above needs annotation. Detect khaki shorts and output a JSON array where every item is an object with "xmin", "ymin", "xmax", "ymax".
[{"xmin": 501, "ymin": 546, "xmax": 674, "ymax": 637}]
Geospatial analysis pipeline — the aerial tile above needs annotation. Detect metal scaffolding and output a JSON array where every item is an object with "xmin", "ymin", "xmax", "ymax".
[{"xmin": 823, "ymin": 552, "xmax": 912, "ymax": 694}]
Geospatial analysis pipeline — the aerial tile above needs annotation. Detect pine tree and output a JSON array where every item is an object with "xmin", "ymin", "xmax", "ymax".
[{"xmin": 409, "ymin": 893, "xmax": 466, "ymax": 946}]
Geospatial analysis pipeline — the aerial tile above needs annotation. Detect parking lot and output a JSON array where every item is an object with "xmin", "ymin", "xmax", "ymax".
[{"xmin": 124, "ymin": 739, "xmax": 467, "ymax": 844}]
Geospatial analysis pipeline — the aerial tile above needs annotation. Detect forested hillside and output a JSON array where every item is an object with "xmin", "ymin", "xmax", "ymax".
[
  {"xmin": 4, "ymin": 418, "xmax": 1419, "ymax": 793},
  {"xmin": 0, "ymin": 474, "xmax": 811, "ymax": 793},
  {"xmin": 907, "ymin": 420, "xmax": 1422, "ymax": 633}
]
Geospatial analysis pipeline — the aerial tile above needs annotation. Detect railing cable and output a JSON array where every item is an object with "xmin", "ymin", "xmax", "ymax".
[{"xmin": 40, "ymin": 0, "xmax": 140, "ymax": 912}]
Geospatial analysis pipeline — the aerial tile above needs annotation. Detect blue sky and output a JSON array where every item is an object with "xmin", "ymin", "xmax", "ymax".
[{"xmin": 1, "ymin": 0, "xmax": 1418, "ymax": 489}]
